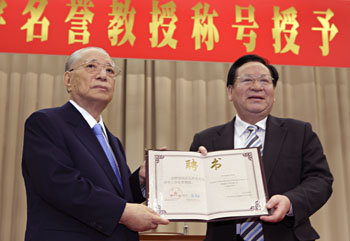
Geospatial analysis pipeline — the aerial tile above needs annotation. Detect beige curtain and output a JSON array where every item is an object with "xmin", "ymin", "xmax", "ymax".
[{"xmin": 0, "ymin": 52, "xmax": 349, "ymax": 241}]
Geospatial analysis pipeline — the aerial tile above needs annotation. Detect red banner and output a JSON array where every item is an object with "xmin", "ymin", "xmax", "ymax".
[{"xmin": 0, "ymin": 0, "xmax": 349, "ymax": 67}]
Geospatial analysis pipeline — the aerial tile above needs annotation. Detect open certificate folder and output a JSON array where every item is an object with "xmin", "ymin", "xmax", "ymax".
[{"xmin": 146, "ymin": 148, "xmax": 270, "ymax": 221}]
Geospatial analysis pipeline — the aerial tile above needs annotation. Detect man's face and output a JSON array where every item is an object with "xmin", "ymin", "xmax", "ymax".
[
  {"xmin": 227, "ymin": 61, "xmax": 275, "ymax": 123},
  {"xmin": 64, "ymin": 49, "xmax": 116, "ymax": 110}
]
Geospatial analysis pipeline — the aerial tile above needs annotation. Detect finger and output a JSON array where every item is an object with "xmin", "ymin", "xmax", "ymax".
[
  {"xmin": 266, "ymin": 197, "xmax": 279, "ymax": 209},
  {"xmin": 260, "ymin": 215, "xmax": 275, "ymax": 222},
  {"xmin": 198, "ymin": 146, "xmax": 208, "ymax": 156},
  {"xmin": 139, "ymin": 163, "xmax": 146, "ymax": 183},
  {"xmin": 274, "ymin": 206, "xmax": 286, "ymax": 219},
  {"xmin": 152, "ymin": 215, "xmax": 170, "ymax": 225},
  {"xmin": 160, "ymin": 146, "xmax": 167, "ymax": 151},
  {"xmin": 158, "ymin": 218, "xmax": 170, "ymax": 225},
  {"xmin": 261, "ymin": 209, "xmax": 279, "ymax": 221},
  {"xmin": 139, "ymin": 164, "xmax": 146, "ymax": 174},
  {"xmin": 264, "ymin": 215, "xmax": 282, "ymax": 223},
  {"xmin": 147, "ymin": 207, "xmax": 159, "ymax": 215},
  {"xmin": 260, "ymin": 207, "xmax": 283, "ymax": 223}
]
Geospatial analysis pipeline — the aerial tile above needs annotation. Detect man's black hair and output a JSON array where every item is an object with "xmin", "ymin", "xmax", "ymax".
[{"xmin": 227, "ymin": 54, "xmax": 279, "ymax": 87}]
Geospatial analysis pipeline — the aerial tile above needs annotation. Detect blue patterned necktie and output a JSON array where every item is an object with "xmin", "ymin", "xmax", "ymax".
[
  {"xmin": 240, "ymin": 125, "xmax": 264, "ymax": 241},
  {"xmin": 92, "ymin": 124, "xmax": 124, "ymax": 192}
]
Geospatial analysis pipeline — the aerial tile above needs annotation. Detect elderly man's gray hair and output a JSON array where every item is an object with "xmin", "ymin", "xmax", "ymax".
[{"xmin": 65, "ymin": 47, "xmax": 111, "ymax": 72}]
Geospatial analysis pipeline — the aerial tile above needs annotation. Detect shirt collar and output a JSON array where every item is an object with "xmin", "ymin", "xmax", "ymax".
[
  {"xmin": 69, "ymin": 100, "xmax": 107, "ymax": 136},
  {"xmin": 235, "ymin": 114, "xmax": 267, "ymax": 137}
]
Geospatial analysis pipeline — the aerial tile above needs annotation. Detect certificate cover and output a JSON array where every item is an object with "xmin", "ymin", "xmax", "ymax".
[{"xmin": 146, "ymin": 148, "xmax": 269, "ymax": 221}]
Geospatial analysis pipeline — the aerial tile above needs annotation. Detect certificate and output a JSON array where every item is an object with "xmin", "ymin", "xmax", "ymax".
[{"xmin": 146, "ymin": 148, "xmax": 269, "ymax": 221}]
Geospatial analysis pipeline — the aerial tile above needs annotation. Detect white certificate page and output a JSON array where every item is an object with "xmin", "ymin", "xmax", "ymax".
[{"xmin": 147, "ymin": 148, "xmax": 269, "ymax": 221}]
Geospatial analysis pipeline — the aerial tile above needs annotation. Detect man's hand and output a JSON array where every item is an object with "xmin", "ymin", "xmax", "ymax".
[
  {"xmin": 139, "ymin": 146, "xmax": 168, "ymax": 185},
  {"xmin": 198, "ymin": 146, "xmax": 208, "ymax": 156},
  {"xmin": 260, "ymin": 195, "xmax": 291, "ymax": 223},
  {"xmin": 139, "ymin": 161, "xmax": 146, "ymax": 185},
  {"xmin": 119, "ymin": 203, "xmax": 170, "ymax": 232}
]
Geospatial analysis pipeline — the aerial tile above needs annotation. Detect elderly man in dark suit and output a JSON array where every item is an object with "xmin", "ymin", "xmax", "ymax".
[
  {"xmin": 190, "ymin": 54, "xmax": 333, "ymax": 241},
  {"xmin": 21, "ymin": 47, "xmax": 169, "ymax": 241}
]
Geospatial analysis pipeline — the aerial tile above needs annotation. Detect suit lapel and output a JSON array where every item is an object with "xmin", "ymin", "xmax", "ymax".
[
  {"xmin": 212, "ymin": 116, "xmax": 287, "ymax": 186},
  {"xmin": 62, "ymin": 102, "xmax": 125, "ymax": 196},
  {"xmin": 213, "ymin": 119, "xmax": 235, "ymax": 151},
  {"xmin": 263, "ymin": 116, "xmax": 287, "ymax": 183},
  {"xmin": 106, "ymin": 128, "xmax": 131, "ymax": 197}
]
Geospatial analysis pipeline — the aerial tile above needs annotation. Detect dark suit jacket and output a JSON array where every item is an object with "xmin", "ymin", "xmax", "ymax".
[
  {"xmin": 190, "ymin": 115, "xmax": 333, "ymax": 241},
  {"xmin": 22, "ymin": 102, "xmax": 145, "ymax": 241}
]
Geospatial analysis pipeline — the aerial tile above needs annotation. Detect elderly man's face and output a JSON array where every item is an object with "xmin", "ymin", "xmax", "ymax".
[
  {"xmin": 227, "ymin": 61, "xmax": 275, "ymax": 123},
  {"xmin": 64, "ymin": 49, "xmax": 116, "ymax": 110}
]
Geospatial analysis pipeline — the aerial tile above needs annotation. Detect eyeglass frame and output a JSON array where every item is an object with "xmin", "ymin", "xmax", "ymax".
[
  {"xmin": 68, "ymin": 61, "xmax": 121, "ymax": 78},
  {"xmin": 236, "ymin": 74, "xmax": 274, "ymax": 87}
]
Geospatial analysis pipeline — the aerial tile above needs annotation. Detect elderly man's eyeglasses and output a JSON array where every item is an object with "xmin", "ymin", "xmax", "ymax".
[
  {"xmin": 69, "ymin": 62, "xmax": 121, "ymax": 78},
  {"xmin": 237, "ymin": 74, "xmax": 274, "ymax": 86}
]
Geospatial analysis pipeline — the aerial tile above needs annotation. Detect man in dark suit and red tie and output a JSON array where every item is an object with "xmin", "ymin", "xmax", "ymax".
[
  {"xmin": 21, "ymin": 47, "xmax": 169, "ymax": 241},
  {"xmin": 190, "ymin": 54, "xmax": 333, "ymax": 241}
]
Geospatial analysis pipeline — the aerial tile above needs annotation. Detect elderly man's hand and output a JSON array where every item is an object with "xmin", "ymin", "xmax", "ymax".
[
  {"xmin": 139, "ymin": 161, "xmax": 146, "ymax": 185},
  {"xmin": 139, "ymin": 146, "xmax": 168, "ymax": 185},
  {"xmin": 119, "ymin": 203, "xmax": 170, "ymax": 232}
]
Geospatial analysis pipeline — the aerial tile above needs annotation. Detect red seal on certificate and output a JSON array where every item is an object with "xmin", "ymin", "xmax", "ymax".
[{"xmin": 169, "ymin": 187, "xmax": 182, "ymax": 200}]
